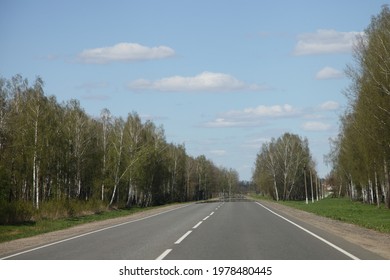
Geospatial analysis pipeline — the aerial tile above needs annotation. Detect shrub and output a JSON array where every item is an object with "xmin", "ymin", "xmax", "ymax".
[
  {"xmin": 0, "ymin": 201, "xmax": 35, "ymax": 225},
  {"xmin": 35, "ymin": 199, "xmax": 107, "ymax": 221}
]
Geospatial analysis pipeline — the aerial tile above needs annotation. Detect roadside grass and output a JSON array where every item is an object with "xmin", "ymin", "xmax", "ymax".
[
  {"xmin": 278, "ymin": 197, "xmax": 390, "ymax": 234},
  {"xmin": 0, "ymin": 206, "xmax": 154, "ymax": 243}
]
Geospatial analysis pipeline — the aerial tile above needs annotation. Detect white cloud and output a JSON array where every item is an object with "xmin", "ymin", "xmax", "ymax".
[
  {"xmin": 204, "ymin": 104, "xmax": 300, "ymax": 128},
  {"xmin": 204, "ymin": 118, "xmax": 249, "ymax": 128},
  {"xmin": 293, "ymin": 29, "xmax": 363, "ymax": 55},
  {"xmin": 320, "ymin": 101, "xmax": 339, "ymax": 111},
  {"xmin": 302, "ymin": 121, "xmax": 331, "ymax": 131},
  {"xmin": 226, "ymin": 104, "xmax": 298, "ymax": 118},
  {"xmin": 315, "ymin": 67, "xmax": 344, "ymax": 80},
  {"xmin": 78, "ymin": 42, "xmax": 175, "ymax": 63},
  {"xmin": 128, "ymin": 71, "xmax": 266, "ymax": 92}
]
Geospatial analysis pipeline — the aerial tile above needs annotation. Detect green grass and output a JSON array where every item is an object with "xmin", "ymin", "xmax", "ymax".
[
  {"xmin": 249, "ymin": 194, "xmax": 390, "ymax": 233},
  {"xmin": 0, "ymin": 206, "xmax": 154, "ymax": 243},
  {"xmin": 279, "ymin": 198, "xmax": 390, "ymax": 233}
]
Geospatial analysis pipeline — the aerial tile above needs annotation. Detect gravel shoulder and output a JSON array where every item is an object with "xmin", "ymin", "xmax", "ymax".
[{"xmin": 1, "ymin": 200, "xmax": 389, "ymax": 259}]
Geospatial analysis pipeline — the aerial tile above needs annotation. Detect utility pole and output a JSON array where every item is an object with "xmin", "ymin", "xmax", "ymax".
[
  {"xmin": 310, "ymin": 168, "xmax": 314, "ymax": 203},
  {"xmin": 304, "ymin": 164, "xmax": 308, "ymax": 204}
]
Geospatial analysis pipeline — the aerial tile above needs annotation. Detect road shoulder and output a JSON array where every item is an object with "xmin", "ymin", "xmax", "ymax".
[
  {"xmin": 256, "ymin": 199, "xmax": 390, "ymax": 259},
  {"xmin": 0, "ymin": 203, "xmax": 191, "ymax": 259}
]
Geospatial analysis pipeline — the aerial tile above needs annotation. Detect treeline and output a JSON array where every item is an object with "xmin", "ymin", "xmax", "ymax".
[
  {"xmin": 252, "ymin": 133, "xmax": 322, "ymax": 202},
  {"xmin": 326, "ymin": 6, "xmax": 390, "ymax": 208},
  {"xmin": 0, "ymin": 74, "xmax": 239, "ymax": 222}
]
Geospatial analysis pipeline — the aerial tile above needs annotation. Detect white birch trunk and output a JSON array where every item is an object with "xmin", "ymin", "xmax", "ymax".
[
  {"xmin": 126, "ymin": 178, "xmax": 134, "ymax": 207},
  {"xmin": 273, "ymin": 174, "xmax": 279, "ymax": 201},
  {"xmin": 101, "ymin": 110, "xmax": 109, "ymax": 201},
  {"xmin": 310, "ymin": 169, "xmax": 314, "ymax": 203},
  {"xmin": 374, "ymin": 171, "xmax": 380, "ymax": 207},
  {"xmin": 109, "ymin": 121, "xmax": 124, "ymax": 206},
  {"xmin": 33, "ymin": 117, "xmax": 39, "ymax": 209},
  {"xmin": 369, "ymin": 179, "xmax": 374, "ymax": 204}
]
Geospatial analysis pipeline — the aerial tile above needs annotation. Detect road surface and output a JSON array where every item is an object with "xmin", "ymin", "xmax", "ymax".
[{"xmin": 1, "ymin": 199, "xmax": 383, "ymax": 260}]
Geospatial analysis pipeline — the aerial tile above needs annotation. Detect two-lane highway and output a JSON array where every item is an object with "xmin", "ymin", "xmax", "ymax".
[
  {"xmin": 164, "ymin": 201, "xmax": 378, "ymax": 259},
  {"xmin": 2, "ymin": 200, "xmax": 383, "ymax": 260}
]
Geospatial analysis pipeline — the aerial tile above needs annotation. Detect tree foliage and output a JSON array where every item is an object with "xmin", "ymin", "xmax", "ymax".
[
  {"xmin": 0, "ymin": 74, "xmax": 239, "ymax": 223},
  {"xmin": 252, "ymin": 133, "xmax": 317, "ymax": 201},
  {"xmin": 326, "ymin": 5, "xmax": 390, "ymax": 208}
]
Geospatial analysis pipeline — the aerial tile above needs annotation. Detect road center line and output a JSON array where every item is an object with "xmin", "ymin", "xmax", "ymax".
[
  {"xmin": 156, "ymin": 249, "xmax": 172, "ymax": 260},
  {"xmin": 193, "ymin": 221, "xmax": 203, "ymax": 229},
  {"xmin": 174, "ymin": 230, "xmax": 192, "ymax": 244},
  {"xmin": 255, "ymin": 202, "xmax": 360, "ymax": 260},
  {"xmin": 203, "ymin": 216, "xmax": 210, "ymax": 221},
  {"xmin": 210, "ymin": 211, "xmax": 214, "ymax": 215}
]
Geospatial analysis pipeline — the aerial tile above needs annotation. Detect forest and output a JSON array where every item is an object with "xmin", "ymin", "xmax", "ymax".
[
  {"xmin": 0, "ymin": 75, "xmax": 239, "ymax": 224},
  {"xmin": 325, "ymin": 6, "xmax": 390, "ymax": 209}
]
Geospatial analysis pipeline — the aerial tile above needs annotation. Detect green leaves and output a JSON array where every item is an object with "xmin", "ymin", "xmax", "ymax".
[
  {"xmin": 0, "ymin": 74, "xmax": 237, "ymax": 218},
  {"xmin": 252, "ymin": 133, "xmax": 315, "ymax": 201},
  {"xmin": 329, "ymin": 6, "xmax": 390, "ymax": 207}
]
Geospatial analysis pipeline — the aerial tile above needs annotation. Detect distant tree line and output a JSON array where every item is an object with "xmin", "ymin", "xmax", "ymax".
[
  {"xmin": 0, "ymin": 74, "xmax": 239, "ymax": 223},
  {"xmin": 252, "ymin": 132, "xmax": 322, "ymax": 202},
  {"xmin": 325, "ymin": 5, "xmax": 390, "ymax": 209}
]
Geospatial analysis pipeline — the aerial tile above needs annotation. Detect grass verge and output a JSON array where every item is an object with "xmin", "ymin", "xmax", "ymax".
[
  {"xmin": 0, "ymin": 206, "xmax": 155, "ymax": 243},
  {"xmin": 275, "ymin": 197, "xmax": 390, "ymax": 234}
]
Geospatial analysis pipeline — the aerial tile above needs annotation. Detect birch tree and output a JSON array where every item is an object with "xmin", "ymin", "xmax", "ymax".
[
  {"xmin": 108, "ymin": 117, "xmax": 126, "ymax": 206},
  {"xmin": 100, "ymin": 108, "xmax": 111, "ymax": 201},
  {"xmin": 0, "ymin": 74, "xmax": 241, "ymax": 223},
  {"xmin": 253, "ymin": 133, "xmax": 313, "ymax": 201},
  {"xmin": 328, "ymin": 5, "xmax": 390, "ymax": 208},
  {"xmin": 64, "ymin": 100, "xmax": 92, "ymax": 199},
  {"xmin": 253, "ymin": 141, "xmax": 280, "ymax": 200},
  {"xmin": 123, "ymin": 112, "xmax": 143, "ymax": 207}
]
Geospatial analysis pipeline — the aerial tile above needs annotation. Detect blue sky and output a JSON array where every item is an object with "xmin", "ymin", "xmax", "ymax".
[{"xmin": 0, "ymin": 0, "xmax": 386, "ymax": 181}]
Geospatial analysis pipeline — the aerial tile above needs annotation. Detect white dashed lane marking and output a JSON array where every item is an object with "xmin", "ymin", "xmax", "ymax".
[
  {"xmin": 156, "ymin": 202, "xmax": 225, "ymax": 259},
  {"xmin": 193, "ymin": 221, "xmax": 203, "ymax": 229},
  {"xmin": 174, "ymin": 230, "xmax": 192, "ymax": 244},
  {"xmin": 156, "ymin": 249, "xmax": 172, "ymax": 260}
]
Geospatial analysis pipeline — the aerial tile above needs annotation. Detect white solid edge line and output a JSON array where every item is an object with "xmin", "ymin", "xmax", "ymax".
[
  {"xmin": 1, "ymin": 203, "xmax": 192, "ymax": 260},
  {"xmin": 174, "ymin": 230, "xmax": 192, "ymax": 244},
  {"xmin": 156, "ymin": 249, "xmax": 172, "ymax": 260},
  {"xmin": 193, "ymin": 221, "xmax": 203, "ymax": 229},
  {"xmin": 255, "ymin": 202, "xmax": 360, "ymax": 260}
]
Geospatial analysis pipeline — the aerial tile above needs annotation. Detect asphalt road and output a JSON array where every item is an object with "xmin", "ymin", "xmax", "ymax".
[{"xmin": 3, "ymin": 200, "xmax": 383, "ymax": 260}]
